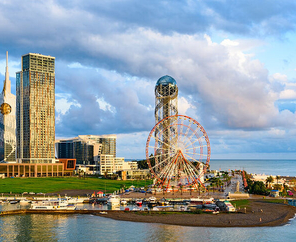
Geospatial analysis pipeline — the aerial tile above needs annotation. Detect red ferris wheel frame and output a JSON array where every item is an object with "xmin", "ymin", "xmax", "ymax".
[{"xmin": 146, "ymin": 114, "xmax": 211, "ymax": 190}]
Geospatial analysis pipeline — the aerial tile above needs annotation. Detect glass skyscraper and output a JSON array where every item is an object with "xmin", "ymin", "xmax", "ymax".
[
  {"xmin": 16, "ymin": 53, "xmax": 55, "ymax": 163},
  {"xmin": 55, "ymin": 135, "xmax": 116, "ymax": 165}
]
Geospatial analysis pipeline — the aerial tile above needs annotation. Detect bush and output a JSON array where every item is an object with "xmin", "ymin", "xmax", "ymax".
[{"xmin": 249, "ymin": 181, "xmax": 269, "ymax": 195}]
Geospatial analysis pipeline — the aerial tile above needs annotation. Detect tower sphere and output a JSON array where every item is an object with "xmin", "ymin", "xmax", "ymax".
[
  {"xmin": 155, "ymin": 75, "xmax": 178, "ymax": 97},
  {"xmin": 155, "ymin": 75, "xmax": 177, "ymax": 87}
]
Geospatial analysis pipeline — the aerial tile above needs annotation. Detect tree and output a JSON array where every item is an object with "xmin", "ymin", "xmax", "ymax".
[
  {"xmin": 249, "ymin": 181, "xmax": 269, "ymax": 195},
  {"xmin": 179, "ymin": 184, "xmax": 183, "ymax": 196},
  {"xmin": 266, "ymin": 176, "xmax": 274, "ymax": 188},
  {"xmin": 273, "ymin": 183, "xmax": 282, "ymax": 191},
  {"xmin": 171, "ymin": 185, "xmax": 175, "ymax": 195},
  {"xmin": 189, "ymin": 184, "xmax": 193, "ymax": 196},
  {"xmin": 276, "ymin": 175, "xmax": 280, "ymax": 184},
  {"xmin": 216, "ymin": 179, "xmax": 223, "ymax": 191},
  {"xmin": 206, "ymin": 185, "xmax": 210, "ymax": 195}
]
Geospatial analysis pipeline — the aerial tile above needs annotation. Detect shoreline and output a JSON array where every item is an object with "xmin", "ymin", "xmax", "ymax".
[
  {"xmin": 1, "ymin": 200, "xmax": 296, "ymax": 228},
  {"xmin": 97, "ymin": 209, "xmax": 296, "ymax": 228},
  {"xmin": 98, "ymin": 199, "xmax": 296, "ymax": 227}
]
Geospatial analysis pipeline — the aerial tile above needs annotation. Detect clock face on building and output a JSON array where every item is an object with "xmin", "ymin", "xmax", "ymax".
[{"xmin": 0, "ymin": 103, "xmax": 11, "ymax": 115}]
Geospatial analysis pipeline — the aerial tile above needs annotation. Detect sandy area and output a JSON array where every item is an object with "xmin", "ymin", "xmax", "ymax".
[{"xmin": 97, "ymin": 200, "xmax": 296, "ymax": 227}]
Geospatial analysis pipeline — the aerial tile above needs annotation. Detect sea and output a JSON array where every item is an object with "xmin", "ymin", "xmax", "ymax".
[{"xmin": 0, "ymin": 159, "xmax": 296, "ymax": 242}]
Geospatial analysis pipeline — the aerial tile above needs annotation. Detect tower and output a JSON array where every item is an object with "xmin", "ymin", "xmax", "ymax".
[
  {"xmin": 16, "ymin": 53, "xmax": 55, "ymax": 163},
  {"xmin": 154, "ymin": 75, "xmax": 178, "ymax": 170},
  {"xmin": 155, "ymin": 75, "xmax": 178, "ymax": 124},
  {"xmin": 0, "ymin": 51, "xmax": 16, "ymax": 162}
]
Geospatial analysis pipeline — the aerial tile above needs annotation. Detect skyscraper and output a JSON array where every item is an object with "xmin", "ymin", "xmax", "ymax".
[
  {"xmin": 16, "ymin": 53, "xmax": 55, "ymax": 163},
  {"xmin": 55, "ymin": 134, "xmax": 117, "ymax": 165},
  {"xmin": 0, "ymin": 51, "xmax": 16, "ymax": 162}
]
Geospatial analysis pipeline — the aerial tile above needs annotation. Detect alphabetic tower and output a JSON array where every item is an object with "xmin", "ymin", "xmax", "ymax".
[{"xmin": 154, "ymin": 75, "xmax": 178, "ymax": 170}]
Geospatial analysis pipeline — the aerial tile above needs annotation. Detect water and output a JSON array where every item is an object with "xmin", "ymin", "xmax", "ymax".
[
  {"xmin": 0, "ymin": 214, "xmax": 295, "ymax": 242},
  {"xmin": 210, "ymin": 159, "xmax": 296, "ymax": 176},
  {"xmin": 0, "ymin": 159, "xmax": 296, "ymax": 241}
]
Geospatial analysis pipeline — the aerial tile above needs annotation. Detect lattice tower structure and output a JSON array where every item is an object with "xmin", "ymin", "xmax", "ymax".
[{"xmin": 154, "ymin": 75, "xmax": 178, "ymax": 173}]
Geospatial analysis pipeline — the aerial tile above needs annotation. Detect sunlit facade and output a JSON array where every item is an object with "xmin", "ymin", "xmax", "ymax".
[
  {"xmin": 0, "ymin": 51, "xmax": 16, "ymax": 163},
  {"xmin": 16, "ymin": 53, "xmax": 55, "ymax": 163},
  {"xmin": 55, "ymin": 134, "xmax": 116, "ymax": 165}
]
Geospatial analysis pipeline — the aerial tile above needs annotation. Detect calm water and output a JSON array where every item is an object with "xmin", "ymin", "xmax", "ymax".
[
  {"xmin": 0, "ymin": 159, "xmax": 296, "ymax": 241},
  {"xmin": 0, "ymin": 214, "xmax": 295, "ymax": 242},
  {"xmin": 210, "ymin": 159, "xmax": 296, "ymax": 176}
]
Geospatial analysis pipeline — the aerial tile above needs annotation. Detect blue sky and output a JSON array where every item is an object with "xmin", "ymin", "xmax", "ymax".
[{"xmin": 0, "ymin": 0, "xmax": 296, "ymax": 159}]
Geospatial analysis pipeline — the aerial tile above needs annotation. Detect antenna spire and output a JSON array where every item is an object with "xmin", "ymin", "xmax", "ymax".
[{"xmin": 3, "ymin": 51, "xmax": 11, "ymax": 95}]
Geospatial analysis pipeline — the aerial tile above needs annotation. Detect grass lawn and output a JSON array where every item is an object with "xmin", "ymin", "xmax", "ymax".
[
  {"xmin": 0, "ymin": 177, "xmax": 152, "ymax": 194},
  {"xmin": 262, "ymin": 199, "xmax": 286, "ymax": 204},
  {"xmin": 230, "ymin": 199, "xmax": 250, "ymax": 209}
]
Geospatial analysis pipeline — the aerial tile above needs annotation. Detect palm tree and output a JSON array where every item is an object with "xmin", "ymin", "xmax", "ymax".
[
  {"xmin": 189, "ymin": 184, "xmax": 193, "ymax": 196},
  {"xmin": 179, "ymin": 185, "xmax": 183, "ymax": 196},
  {"xmin": 206, "ymin": 185, "xmax": 210, "ymax": 195},
  {"xmin": 273, "ymin": 183, "xmax": 282, "ymax": 191},
  {"xmin": 216, "ymin": 179, "xmax": 223, "ymax": 192},
  {"xmin": 171, "ymin": 185, "xmax": 175, "ymax": 195},
  {"xmin": 266, "ymin": 176, "xmax": 274, "ymax": 188},
  {"xmin": 152, "ymin": 184, "xmax": 157, "ymax": 195},
  {"xmin": 276, "ymin": 175, "xmax": 280, "ymax": 184}
]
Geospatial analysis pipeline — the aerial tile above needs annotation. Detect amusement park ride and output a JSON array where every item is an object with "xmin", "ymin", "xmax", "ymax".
[{"xmin": 146, "ymin": 76, "xmax": 211, "ymax": 192}]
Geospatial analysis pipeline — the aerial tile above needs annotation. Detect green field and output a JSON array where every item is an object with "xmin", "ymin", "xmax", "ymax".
[
  {"xmin": 230, "ymin": 199, "xmax": 250, "ymax": 209},
  {"xmin": 0, "ymin": 177, "xmax": 152, "ymax": 195}
]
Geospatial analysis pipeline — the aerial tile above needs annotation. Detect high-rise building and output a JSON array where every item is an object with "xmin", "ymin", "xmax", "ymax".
[
  {"xmin": 16, "ymin": 53, "xmax": 55, "ymax": 163},
  {"xmin": 0, "ymin": 51, "xmax": 16, "ymax": 162},
  {"xmin": 55, "ymin": 135, "xmax": 116, "ymax": 165}
]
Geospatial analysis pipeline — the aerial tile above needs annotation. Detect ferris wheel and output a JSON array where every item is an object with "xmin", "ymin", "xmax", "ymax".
[{"xmin": 146, "ymin": 114, "xmax": 211, "ymax": 191}]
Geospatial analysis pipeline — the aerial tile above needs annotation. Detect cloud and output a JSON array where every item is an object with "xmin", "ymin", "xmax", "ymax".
[
  {"xmin": 0, "ymin": 0, "xmax": 296, "ymax": 158},
  {"xmin": 279, "ymin": 89, "xmax": 296, "ymax": 99}
]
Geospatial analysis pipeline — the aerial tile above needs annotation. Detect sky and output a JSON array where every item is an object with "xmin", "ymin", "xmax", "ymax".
[{"xmin": 0, "ymin": 0, "xmax": 296, "ymax": 160}]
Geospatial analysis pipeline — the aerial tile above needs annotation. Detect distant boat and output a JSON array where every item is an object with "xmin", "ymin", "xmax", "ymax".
[
  {"xmin": 135, "ymin": 199, "xmax": 142, "ymax": 206},
  {"xmin": 157, "ymin": 198, "xmax": 169, "ymax": 206},
  {"xmin": 120, "ymin": 199, "xmax": 127, "ymax": 205},
  {"xmin": 189, "ymin": 197, "xmax": 214, "ymax": 205},
  {"xmin": 107, "ymin": 195, "xmax": 120, "ymax": 207},
  {"xmin": 64, "ymin": 196, "xmax": 85, "ymax": 204},
  {"xmin": 19, "ymin": 199, "xmax": 31, "ymax": 205},
  {"xmin": 30, "ymin": 200, "xmax": 76, "ymax": 210},
  {"xmin": 148, "ymin": 196, "xmax": 157, "ymax": 204},
  {"xmin": 10, "ymin": 200, "xmax": 19, "ymax": 204},
  {"xmin": 152, "ymin": 205, "xmax": 173, "ymax": 211}
]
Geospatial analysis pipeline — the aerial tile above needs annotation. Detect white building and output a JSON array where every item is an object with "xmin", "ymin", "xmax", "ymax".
[
  {"xmin": 99, "ymin": 154, "xmax": 125, "ymax": 175},
  {"xmin": 0, "ymin": 52, "xmax": 16, "ymax": 163}
]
